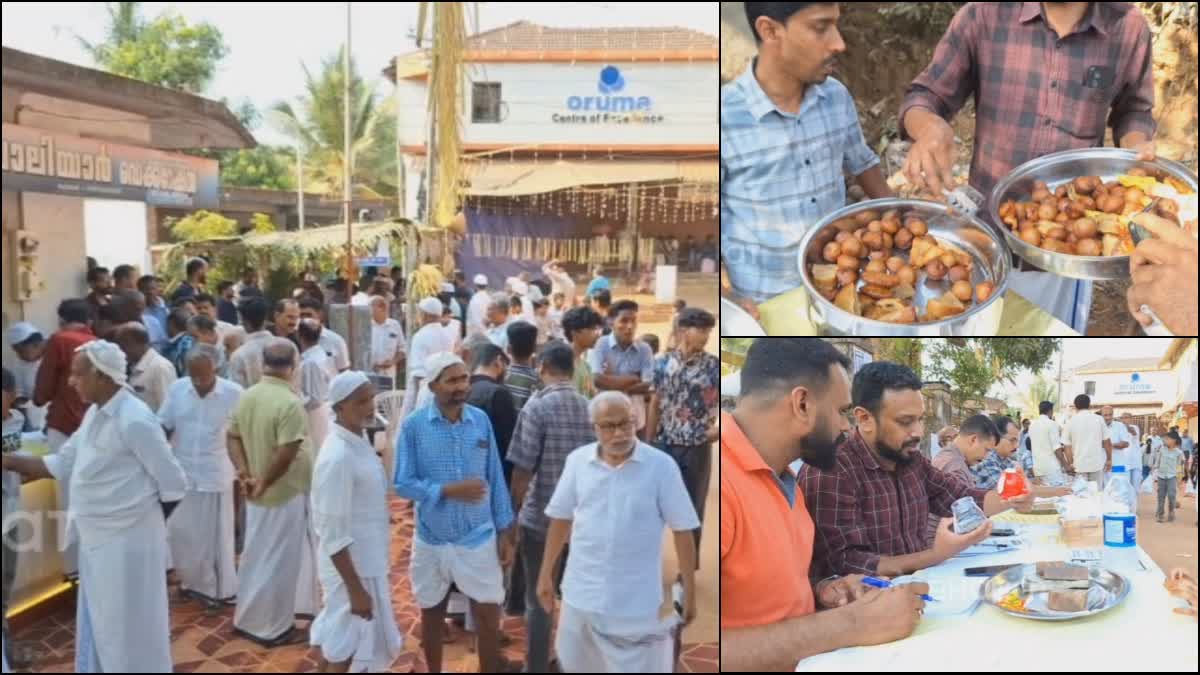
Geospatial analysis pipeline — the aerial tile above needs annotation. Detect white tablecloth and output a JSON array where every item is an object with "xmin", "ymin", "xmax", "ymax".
[{"xmin": 796, "ymin": 512, "xmax": 1199, "ymax": 672}]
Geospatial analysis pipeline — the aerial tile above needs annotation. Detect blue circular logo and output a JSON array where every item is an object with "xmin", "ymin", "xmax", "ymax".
[
  {"xmin": 1131, "ymin": 373, "xmax": 1140, "ymax": 382},
  {"xmin": 598, "ymin": 65, "xmax": 625, "ymax": 94}
]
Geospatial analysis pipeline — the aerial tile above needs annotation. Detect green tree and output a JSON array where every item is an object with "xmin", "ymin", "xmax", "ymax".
[
  {"xmin": 874, "ymin": 338, "xmax": 924, "ymax": 380},
  {"xmin": 218, "ymin": 146, "xmax": 296, "ymax": 191},
  {"xmin": 268, "ymin": 46, "xmax": 397, "ymax": 198},
  {"xmin": 76, "ymin": 2, "xmax": 227, "ymax": 94},
  {"xmin": 927, "ymin": 339, "xmax": 1060, "ymax": 410},
  {"xmin": 169, "ymin": 210, "xmax": 238, "ymax": 242}
]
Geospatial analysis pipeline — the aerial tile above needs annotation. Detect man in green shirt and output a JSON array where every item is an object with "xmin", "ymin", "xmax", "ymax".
[
  {"xmin": 562, "ymin": 306, "xmax": 603, "ymax": 400},
  {"xmin": 228, "ymin": 338, "xmax": 318, "ymax": 647}
]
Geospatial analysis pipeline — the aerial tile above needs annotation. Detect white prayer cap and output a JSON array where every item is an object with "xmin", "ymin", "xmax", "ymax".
[
  {"xmin": 329, "ymin": 370, "xmax": 371, "ymax": 408},
  {"xmin": 7, "ymin": 322, "xmax": 43, "ymax": 346},
  {"xmin": 75, "ymin": 340, "xmax": 128, "ymax": 386},
  {"xmin": 440, "ymin": 282, "xmax": 455, "ymax": 293},
  {"xmin": 425, "ymin": 351, "xmax": 464, "ymax": 384},
  {"xmin": 418, "ymin": 296, "xmax": 444, "ymax": 316},
  {"xmin": 473, "ymin": 274, "xmax": 489, "ymax": 286}
]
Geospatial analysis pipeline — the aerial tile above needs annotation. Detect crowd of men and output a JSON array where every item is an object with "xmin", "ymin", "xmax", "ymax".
[
  {"xmin": 1, "ymin": 256, "xmax": 719, "ymax": 673},
  {"xmin": 720, "ymin": 338, "xmax": 1200, "ymax": 672}
]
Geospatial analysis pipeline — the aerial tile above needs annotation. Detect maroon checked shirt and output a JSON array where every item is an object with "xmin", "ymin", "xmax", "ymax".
[
  {"xmin": 798, "ymin": 429, "xmax": 990, "ymax": 579},
  {"xmin": 899, "ymin": 2, "xmax": 1156, "ymax": 197}
]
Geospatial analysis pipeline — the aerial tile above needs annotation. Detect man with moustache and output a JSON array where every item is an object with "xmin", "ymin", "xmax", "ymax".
[
  {"xmin": 721, "ymin": 339, "xmax": 931, "ymax": 672},
  {"xmin": 721, "ymin": 2, "xmax": 892, "ymax": 313},
  {"xmin": 800, "ymin": 361, "xmax": 1035, "ymax": 580}
]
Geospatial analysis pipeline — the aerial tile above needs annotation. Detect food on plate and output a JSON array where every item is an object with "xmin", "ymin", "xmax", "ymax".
[
  {"xmin": 1047, "ymin": 589, "xmax": 1089, "ymax": 612},
  {"xmin": 998, "ymin": 588, "xmax": 1028, "ymax": 613},
  {"xmin": 806, "ymin": 206, "xmax": 995, "ymax": 324},
  {"xmin": 1035, "ymin": 561, "xmax": 1089, "ymax": 581},
  {"xmin": 998, "ymin": 168, "xmax": 1196, "ymax": 258}
]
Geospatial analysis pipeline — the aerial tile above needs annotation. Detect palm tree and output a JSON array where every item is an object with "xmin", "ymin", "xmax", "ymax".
[
  {"xmin": 269, "ymin": 46, "xmax": 397, "ymax": 198},
  {"xmin": 1017, "ymin": 374, "xmax": 1058, "ymax": 422},
  {"xmin": 75, "ymin": 2, "xmax": 144, "ymax": 65}
]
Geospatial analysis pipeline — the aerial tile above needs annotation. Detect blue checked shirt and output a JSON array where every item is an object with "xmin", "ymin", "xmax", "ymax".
[
  {"xmin": 970, "ymin": 449, "xmax": 1016, "ymax": 490},
  {"xmin": 394, "ymin": 403, "xmax": 515, "ymax": 548},
  {"xmin": 721, "ymin": 61, "xmax": 879, "ymax": 302}
]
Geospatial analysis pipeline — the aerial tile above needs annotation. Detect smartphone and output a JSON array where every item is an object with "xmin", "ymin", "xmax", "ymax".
[{"xmin": 964, "ymin": 564, "xmax": 1020, "ymax": 578}]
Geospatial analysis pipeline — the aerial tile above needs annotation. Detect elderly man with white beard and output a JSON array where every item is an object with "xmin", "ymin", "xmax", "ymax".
[
  {"xmin": 2, "ymin": 340, "xmax": 187, "ymax": 672},
  {"xmin": 537, "ymin": 390, "xmax": 700, "ymax": 673}
]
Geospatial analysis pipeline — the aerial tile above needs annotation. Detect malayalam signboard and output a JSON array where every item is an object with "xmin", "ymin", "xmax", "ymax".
[{"xmin": 1, "ymin": 123, "xmax": 219, "ymax": 208}]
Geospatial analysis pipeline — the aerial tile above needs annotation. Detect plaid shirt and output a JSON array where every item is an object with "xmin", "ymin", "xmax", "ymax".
[
  {"xmin": 394, "ymin": 403, "xmax": 515, "ymax": 548},
  {"xmin": 721, "ymin": 61, "xmax": 879, "ymax": 303},
  {"xmin": 899, "ymin": 1, "xmax": 1155, "ymax": 197},
  {"xmin": 970, "ymin": 449, "xmax": 1016, "ymax": 489},
  {"xmin": 507, "ymin": 382, "xmax": 596, "ymax": 535},
  {"xmin": 798, "ymin": 429, "xmax": 989, "ymax": 579}
]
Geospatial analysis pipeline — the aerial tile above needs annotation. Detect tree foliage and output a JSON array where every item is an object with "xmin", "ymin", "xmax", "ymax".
[{"xmin": 926, "ymin": 339, "xmax": 1060, "ymax": 409}]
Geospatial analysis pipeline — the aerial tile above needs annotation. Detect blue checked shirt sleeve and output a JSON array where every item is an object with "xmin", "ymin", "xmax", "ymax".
[
  {"xmin": 393, "ymin": 416, "xmax": 443, "ymax": 504},
  {"xmin": 481, "ymin": 413, "xmax": 515, "ymax": 531}
]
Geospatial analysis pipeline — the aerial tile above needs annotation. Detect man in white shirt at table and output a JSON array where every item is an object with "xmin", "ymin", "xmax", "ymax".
[
  {"xmin": 2, "ymin": 340, "xmax": 187, "ymax": 672},
  {"xmin": 538, "ymin": 391, "xmax": 700, "ymax": 673},
  {"xmin": 159, "ymin": 343, "xmax": 243, "ymax": 606},
  {"xmin": 1063, "ymin": 394, "xmax": 1111, "ymax": 489},
  {"xmin": 1101, "ymin": 406, "xmax": 1132, "ymax": 491}
]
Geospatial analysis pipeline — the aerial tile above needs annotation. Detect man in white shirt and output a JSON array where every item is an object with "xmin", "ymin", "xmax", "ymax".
[
  {"xmin": 228, "ymin": 296, "xmax": 274, "ymax": 389},
  {"xmin": 1029, "ymin": 401, "xmax": 1066, "ymax": 481},
  {"xmin": 485, "ymin": 294, "xmax": 513, "ymax": 351},
  {"xmin": 1063, "ymin": 395, "xmax": 1111, "ymax": 489},
  {"xmin": 114, "ymin": 322, "xmax": 177, "ymax": 414},
  {"xmin": 3, "ymin": 341, "xmax": 187, "ymax": 672},
  {"xmin": 402, "ymin": 298, "xmax": 456, "ymax": 419},
  {"xmin": 297, "ymin": 319, "xmax": 333, "ymax": 450},
  {"xmin": 466, "ymin": 274, "xmax": 492, "ymax": 338},
  {"xmin": 1121, "ymin": 413, "xmax": 1145, "ymax": 488},
  {"xmin": 5, "ymin": 322, "xmax": 46, "ymax": 431},
  {"xmin": 370, "ymin": 296, "xmax": 406, "ymax": 390},
  {"xmin": 1102, "ymin": 406, "xmax": 1134, "ymax": 489},
  {"xmin": 159, "ymin": 344, "xmax": 243, "ymax": 606},
  {"xmin": 538, "ymin": 391, "xmax": 699, "ymax": 673},
  {"xmin": 542, "ymin": 260, "xmax": 576, "ymax": 307},
  {"xmin": 299, "ymin": 297, "xmax": 350, "ymax": 379},
  {"xmin": 310, "ymin": 371, "xmax": 404, "ymax": 672}
]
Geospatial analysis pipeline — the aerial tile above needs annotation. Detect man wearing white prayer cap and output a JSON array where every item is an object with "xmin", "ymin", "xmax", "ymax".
[
  {"xmin": 394, "ymin": 352, "xmax": 516, "ymax": 674},
  {"xmin": 227, "ymin": 338, "xmax": 319, "ymax": 647},
  {"xmin": 467, "ymin": 274, "xmax": 492, "ymax": 338},
  {"xmin": 311, "ymin": 372, "xmax": 404, "ymax": 672},
  {"xmin": 401, "ymin": 298, "xmax": 457, "ymax": 420},
  {"xmin": 3, "ymin": 340, "xmax": 188, "ymax": 672}
]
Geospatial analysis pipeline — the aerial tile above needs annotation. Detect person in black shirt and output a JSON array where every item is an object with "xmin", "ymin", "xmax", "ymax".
[{"xmin": 466, "ymin": 343, "xmax": 517, "ymax": 485}]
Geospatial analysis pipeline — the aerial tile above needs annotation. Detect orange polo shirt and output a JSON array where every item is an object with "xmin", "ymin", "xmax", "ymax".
[{"xmin": 720, "ymin": 411, "xmax": 817, "ymax": 629}]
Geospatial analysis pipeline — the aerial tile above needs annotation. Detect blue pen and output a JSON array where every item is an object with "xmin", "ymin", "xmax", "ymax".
[{"xmin": 861, "ymin": 576, "xmax": 937, "ymax": 602}]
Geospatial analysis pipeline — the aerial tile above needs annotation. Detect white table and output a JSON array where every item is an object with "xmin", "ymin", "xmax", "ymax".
[{"xmin": 796, "ymin": 512, "xmax": 1199, "ymax": 672}]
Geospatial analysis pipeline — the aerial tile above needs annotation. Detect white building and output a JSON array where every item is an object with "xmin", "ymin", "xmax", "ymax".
[
  {"xmin": 1064, "ymin": 357, "xmax": 1178, "ymax": 437},
  {"xmin": 384, "ymin": 22, "xmax": 718, "ymax": 283}
]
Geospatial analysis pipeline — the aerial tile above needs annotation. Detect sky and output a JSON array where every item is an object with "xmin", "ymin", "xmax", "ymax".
[{"xmin": 1, "ymin": 1, "xmax": 719, "ymax": 145}]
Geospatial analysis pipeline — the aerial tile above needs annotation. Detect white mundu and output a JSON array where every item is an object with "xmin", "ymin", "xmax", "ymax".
[
  {"xmin": 310, "ymin": 423, "xmax": 404, "ymax": 671},
  {"xmin": 43, "ymin": 388, "xmax": 188, "ymax": 672},
  {"xmin": 158, "ymin": 376, "xmax": 243, "ymax": 603}
]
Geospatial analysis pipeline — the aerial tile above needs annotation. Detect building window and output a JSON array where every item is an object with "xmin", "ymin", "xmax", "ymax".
[
  {"xmin": 1085, "ymin": 381, "xmax": 1095, "ymax": 397},
  {"xmin": 472, "ymin": 83, "xmax": 502, "ymax": 123}
]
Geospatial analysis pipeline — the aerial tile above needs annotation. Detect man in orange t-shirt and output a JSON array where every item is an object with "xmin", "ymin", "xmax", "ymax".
[{"xmin": 720, "ymin": 337, "xmax": 928, "ymax": 671}]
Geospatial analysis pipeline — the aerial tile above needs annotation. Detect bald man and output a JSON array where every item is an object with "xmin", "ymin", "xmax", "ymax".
[
  {"xmin": 114, "ymin": 322, "xmax": 177, "ymax": 413},
  {"xmin": 227, "ymin": 338, "xmax": 319, "ymax": 647}
]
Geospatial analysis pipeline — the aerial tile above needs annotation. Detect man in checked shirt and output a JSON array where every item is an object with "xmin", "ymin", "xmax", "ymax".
[
  {"xmin": 721, "ymin": 2, "xmax": 893, "ymax": 311},
  {"xmin": 900, "ymin": 1, "xmax": 1157, "ymax": 332}
]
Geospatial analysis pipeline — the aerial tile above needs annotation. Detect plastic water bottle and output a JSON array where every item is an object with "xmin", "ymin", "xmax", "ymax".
[{"xmin": 1102, "ymin": 465, "xmax": 1139, "ymax": 573}]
